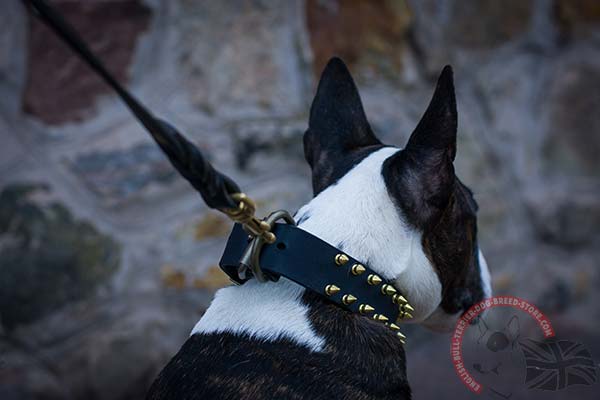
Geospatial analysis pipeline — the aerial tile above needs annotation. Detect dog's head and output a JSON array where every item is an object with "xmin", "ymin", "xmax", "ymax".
[{"xmin": 296, "ymin": 58, "xmax": 492, "ymax": 331}]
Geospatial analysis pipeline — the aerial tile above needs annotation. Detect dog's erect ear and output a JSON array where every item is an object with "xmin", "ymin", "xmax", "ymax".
[
  {"xmin": 304, "ymin": 57, "xmax": 380, "ymax": 170},
  {"xmin": 383, "ymin": 66, "xmax": 457, "ymax": 227},
  {"xmin": 405, "ymin": 65, "xmax": 457, "ymax": 161}
]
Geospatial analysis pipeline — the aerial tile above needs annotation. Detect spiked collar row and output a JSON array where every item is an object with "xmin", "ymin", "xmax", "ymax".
[{"xmin": 220, "ymin": 223, "xmax": 414, "ymax": 343}]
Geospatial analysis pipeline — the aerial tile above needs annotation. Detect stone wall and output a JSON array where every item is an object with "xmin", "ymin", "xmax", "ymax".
[{"xmin": 0, "ymin": 1, "xmax": 599, "ymax": 399}]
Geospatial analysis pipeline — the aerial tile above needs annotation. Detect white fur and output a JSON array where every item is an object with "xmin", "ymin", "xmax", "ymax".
[
  {"xmin": 479, "ymin": 249, "xmax": 492, "ymax": 299},
  {"xmin": 191, "ymin": 278, "xmax": 325, "ymax": 352},
  {"xmin": 296, "ymin": 147, "xmax": 442, "ymax": 322}
]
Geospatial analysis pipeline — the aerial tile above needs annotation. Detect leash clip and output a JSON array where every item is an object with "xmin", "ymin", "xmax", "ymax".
[
  {"xmin": 222, "ymin": 193, "xmax": 296, "ymax": 282},
  {"xmin": 223, "ymin": 193, "xmax": 276, "ymax": 243}
]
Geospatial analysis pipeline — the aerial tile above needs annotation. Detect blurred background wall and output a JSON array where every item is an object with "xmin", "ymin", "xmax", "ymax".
[{"xmin": 0, "ymin": 0, "xmax": 599, "ymax": 399}]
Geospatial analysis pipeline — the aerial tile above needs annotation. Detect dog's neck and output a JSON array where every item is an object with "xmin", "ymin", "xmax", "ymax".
[
  {"xmin": 294, "ymin": 147, "xmax": 442, "ymax": 323},
  {"xmin": 193, "ymin": 148, "xmax": 439, "ymax": 351}
]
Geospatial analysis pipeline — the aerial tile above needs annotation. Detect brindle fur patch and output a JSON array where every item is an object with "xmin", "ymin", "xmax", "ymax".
[{"xmin": 147, "ymin": 325, "xmax": 410, "ymax": 400}]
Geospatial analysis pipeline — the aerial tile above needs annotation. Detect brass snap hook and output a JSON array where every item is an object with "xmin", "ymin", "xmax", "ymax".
[
  {"xmin": 222, "ymin": 192, "xmax": 295, "ymax": 282},
  {"xmin": 222, "ymin": 193, "xmax": 276, "ymax": 243}
]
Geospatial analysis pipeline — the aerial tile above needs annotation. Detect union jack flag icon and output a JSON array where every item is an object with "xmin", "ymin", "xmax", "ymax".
[{"xmin": 520, "ymin": 339, "xmax": 598, "ymax": 391}]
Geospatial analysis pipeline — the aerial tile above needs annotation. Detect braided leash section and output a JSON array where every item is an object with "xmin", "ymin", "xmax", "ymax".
[
  {"xmin": 26, "ymin": 0, "xmax": 241, "ymax": 212},
  {"xmin": 152, "ymin": 119, "xmax": 241, "ymax": 210},
  {"xmin": 24, "ymin": 0, "xmax": 264, "ymax": 217}
]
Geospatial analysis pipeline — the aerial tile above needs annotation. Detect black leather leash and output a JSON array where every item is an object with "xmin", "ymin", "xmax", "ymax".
[
  {"xmin": 25, "ymin": 0, "xmax": 412, "ymax": 341},
  {"xmin": 24, "ymin": 0, "xmax": 277, "ymax": 241},
  {"xmin": 25, "ymin": 0, "xmax": 240, "ymax": 211}
]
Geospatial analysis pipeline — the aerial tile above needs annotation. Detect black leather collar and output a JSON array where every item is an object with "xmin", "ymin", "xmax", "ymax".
[{"xmin": 220, "ymin": 223, "xmax": 413, "ymax": 329}]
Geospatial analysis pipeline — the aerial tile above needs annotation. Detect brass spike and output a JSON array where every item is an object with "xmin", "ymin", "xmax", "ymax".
[
  {"xmin": 367, "ymin": 274, "xmax": 382, "ymax": 286},
  {"xmin": 342, "ymin": 294, "xmax": 357, "ymax": 305},
  {"xmin": 388, "ymin": 323, "xmax": 401, "ymax": 331},
  {"xmin": 399, "ymin": 311, "xmax": 414, "ymax": 320},
  {"xmin": 397, "ymin": 332, "xmax": 407, "ymax": 344},
  {"xmin": 335, "ymin": 254, "xmax": 349, "ymax": 266},
  {"xmin": 381, "ymin": 284, "xmax": 397, "ymax": 295},
  {"xmin": 351, "ymin": 263, "xmax": 366, "ymax": 275},
  {"xmin": 325, "ymin": 284, "xmax": 341, "ymax": 296},
  {"xmin": 401, "ymin": 303, "xmax": 415, "ymax": 313},
  {"xmin": 373, "ymin": 314, "xmax": 389, "ymax": 322},
  {"xmin": 359, "ymin": 304, "xmax": 375, "ymax": 314},
  {"xmin": 392, "ymin": 294, "xmax": 408, "ymax": 305}
]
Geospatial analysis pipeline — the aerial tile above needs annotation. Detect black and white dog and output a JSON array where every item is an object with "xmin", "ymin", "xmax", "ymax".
[{"xmin": 147, "ymin": 58, "xmax": 492, "ymax": 400}]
